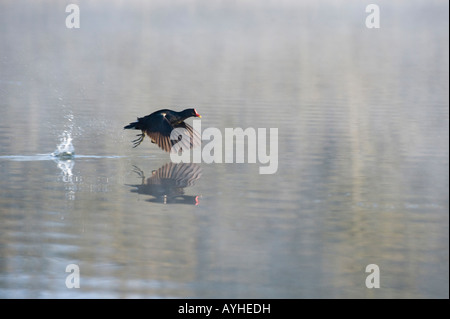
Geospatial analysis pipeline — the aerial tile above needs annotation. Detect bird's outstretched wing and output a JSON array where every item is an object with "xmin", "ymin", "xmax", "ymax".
[
  {"xmin": 173, "ymin": 122, "xmax": 202, "ymax": 151},
  {"xmin": 143, "ymin": 114, "xmax": 201, "ymax": 152},
  {"xmin": 143, "ymin": 114, "xmax": 175, "ymax": 152}
]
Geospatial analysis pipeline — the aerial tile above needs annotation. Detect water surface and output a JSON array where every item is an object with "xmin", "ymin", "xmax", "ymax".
[{"xmin": 0, "ymin": 0, "xmax": 448, "ymax": 298}]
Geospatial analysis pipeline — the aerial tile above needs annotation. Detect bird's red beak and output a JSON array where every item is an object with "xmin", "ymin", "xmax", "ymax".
[{"xmin": 195, "ymin": 109, "xmax": 202, "ymax": 118}]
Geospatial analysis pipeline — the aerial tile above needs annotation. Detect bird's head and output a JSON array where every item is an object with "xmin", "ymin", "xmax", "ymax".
[{"xmin": 190, "ymin": 108, "xmax": 201, "ymax": 118}]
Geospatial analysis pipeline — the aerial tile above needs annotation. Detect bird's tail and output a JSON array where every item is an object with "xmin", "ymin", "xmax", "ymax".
[{"xmin": 124, "ymin": 120, "xmax": 139, "ymax": 130}]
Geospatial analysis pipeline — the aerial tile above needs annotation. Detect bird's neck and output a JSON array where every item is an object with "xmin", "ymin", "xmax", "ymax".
[{"xmin": 178, "ymin": 109, "xmax": 193, "ymax": 120}]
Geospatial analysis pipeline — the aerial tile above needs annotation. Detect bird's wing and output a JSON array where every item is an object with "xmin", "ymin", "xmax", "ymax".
[
  {"xmin": 144, "ymin": 114, "xmax": 176, "ymax": 152},
  {"xmin": 144, "ymin": 114, "xmax": 201, "ymax": 153},
  {"xmin": 173, "ymin": 122, "xmax": 202, "ymax": 151}
]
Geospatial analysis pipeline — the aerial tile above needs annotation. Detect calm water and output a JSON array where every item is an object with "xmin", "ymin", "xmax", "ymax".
[{"xmin": 0, "ymin": 0, "xmax": 448, "ymax": 298}]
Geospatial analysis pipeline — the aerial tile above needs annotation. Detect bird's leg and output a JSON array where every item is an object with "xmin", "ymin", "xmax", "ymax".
[{"xmin": 132, "ymin": 132, "xmax": 145, "ymax": 148}]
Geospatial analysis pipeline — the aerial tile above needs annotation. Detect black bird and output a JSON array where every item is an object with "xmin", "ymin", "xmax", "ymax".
[{"xmin": 124, "ymin": 108, "xmax": 202, "ymax": 152}]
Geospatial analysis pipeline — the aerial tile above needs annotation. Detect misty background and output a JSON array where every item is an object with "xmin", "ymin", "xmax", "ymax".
[{"xmin": 0, "ymin": 0, "xmax": 448, "ymax": 298}]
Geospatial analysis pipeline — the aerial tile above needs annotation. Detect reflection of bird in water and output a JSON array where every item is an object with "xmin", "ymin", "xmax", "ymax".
[
  {"xmin": 128, "ymin": 162, "xmax": 202, "ymax": 205},
  {"xmin": 123, "ymin": 108, "xmax": 201, "ymax": 151}
]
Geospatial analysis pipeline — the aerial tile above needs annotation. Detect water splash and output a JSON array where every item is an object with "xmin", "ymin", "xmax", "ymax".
[
  {"xmin": 51, "ymin": 112, "xmax": 76, "ymax": 192},
  {"xmin": 52, "ymin": 112, "xmax": 76, "ymax": 159},
  {"xmin": 52, "ymin": 130, "xmax": 75, "ymax": 159}
]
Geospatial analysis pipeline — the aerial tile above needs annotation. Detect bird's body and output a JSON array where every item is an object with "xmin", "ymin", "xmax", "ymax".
[{"xmin": 124, "ymin": 108, "xmax": 201, "ymax": 152}]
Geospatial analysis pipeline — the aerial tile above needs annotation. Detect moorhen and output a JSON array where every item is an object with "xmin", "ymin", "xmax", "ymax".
[{"xmin": 124, "ymin": 108, "xmax": 202, "ymax": 152}]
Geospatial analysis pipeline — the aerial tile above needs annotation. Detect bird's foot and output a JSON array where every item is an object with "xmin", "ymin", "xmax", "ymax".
[{"xmin": 132, "ymin": 133, "xmax": 145, "ymax": 148}]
